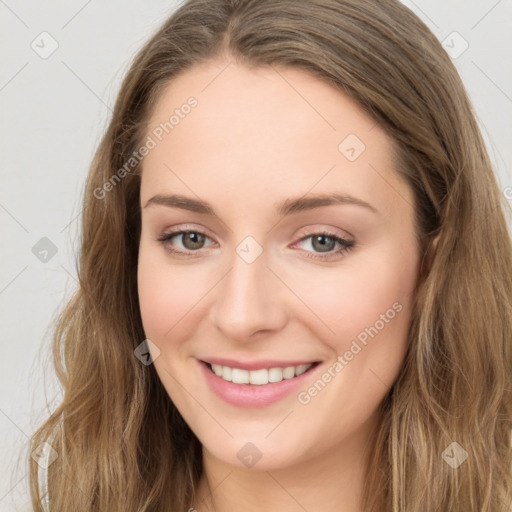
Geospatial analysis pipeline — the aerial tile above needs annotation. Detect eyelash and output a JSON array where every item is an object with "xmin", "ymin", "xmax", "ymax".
[{"xmin": 156, "ymin": 229, "xmax": 355, "ymax": 261}]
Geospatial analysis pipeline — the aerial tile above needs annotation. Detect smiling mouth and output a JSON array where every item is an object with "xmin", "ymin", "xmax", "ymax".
[{"xmin": 203, "ymin": 361, "xmax": 320, "ymax": 385}]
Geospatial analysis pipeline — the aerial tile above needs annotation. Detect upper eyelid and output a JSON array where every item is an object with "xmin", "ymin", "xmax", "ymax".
[
  {"xmin": 158, "ymin": 229, "xmax": 217, "ymax": 246},
  {"xmin": 159, "ymin": 224, "xmax": 217, "ymax": 240},
  {"xmin": 295, "ymin": 225, "xmax": 353, "ymax": 241},
  {"xmin": 158, "ymin": 222, "xmax": 353, "ymax": 240}
]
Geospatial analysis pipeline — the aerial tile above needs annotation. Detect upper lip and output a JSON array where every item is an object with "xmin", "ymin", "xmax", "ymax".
[{"xmin": 200, "ymin": 358, "xmax": 320, "ymax": 371}]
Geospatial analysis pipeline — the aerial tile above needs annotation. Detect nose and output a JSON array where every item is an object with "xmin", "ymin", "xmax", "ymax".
[{"xmin": 208, "ymin": 245, "xmax": 288, "ymax": 343}]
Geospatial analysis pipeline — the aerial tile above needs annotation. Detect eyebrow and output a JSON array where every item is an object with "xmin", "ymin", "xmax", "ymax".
[{"xmin": 143, "ymin": 192, "xmax": 378, "ymax": 216}]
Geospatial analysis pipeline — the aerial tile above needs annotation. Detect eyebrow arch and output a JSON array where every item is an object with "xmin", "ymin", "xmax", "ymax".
[{"xmin": 143, "ymin": 192, "xmax": 378, "ymax": 216}]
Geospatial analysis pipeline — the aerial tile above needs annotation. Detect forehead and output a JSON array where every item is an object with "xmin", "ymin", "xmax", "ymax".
[{"xmin": 141, "ymin": 58, "xmax": 413, "ymax": 221}]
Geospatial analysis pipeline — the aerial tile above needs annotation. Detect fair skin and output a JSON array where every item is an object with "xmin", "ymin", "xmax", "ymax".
[{"xmin": 137, "ymin": 55, "xmax": 421, "ymax": 511}]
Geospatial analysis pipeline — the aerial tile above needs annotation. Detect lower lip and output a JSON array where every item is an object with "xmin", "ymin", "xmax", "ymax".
[{"xmin": 199, "ymin": 360, "xmax": 319, "ymax": 408}]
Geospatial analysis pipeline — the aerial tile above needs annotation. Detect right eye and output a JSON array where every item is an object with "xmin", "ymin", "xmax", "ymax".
[{"xmin": 157, "ymin": 229, "xmax": 216, "ymax": 256}]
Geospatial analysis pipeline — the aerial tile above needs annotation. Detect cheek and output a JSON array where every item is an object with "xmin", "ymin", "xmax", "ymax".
[
  {"xmin": 298, "ymin": 243, "xmax": 418, "ymax": 355},
  {"xmin": 291, "ymin": 246, "xmax": 417, "ymax": 436},
  {"xmin": 137, "ymin": 246, "xmax": 209, "ymax": 342}
]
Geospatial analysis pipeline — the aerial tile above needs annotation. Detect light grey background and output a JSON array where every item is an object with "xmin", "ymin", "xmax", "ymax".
[{"xmin": 1, "ymin": 1, "xmax": 511, "ymax": 510}]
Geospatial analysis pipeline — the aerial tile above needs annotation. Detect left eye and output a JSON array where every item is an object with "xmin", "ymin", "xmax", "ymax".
[
  {"xmin": 297, "ymin": 233, "xmax": 349, "ymax": 251},
  {"xmin": 293, "ymin": 232, "xmax": 355, "ymax": 260}
]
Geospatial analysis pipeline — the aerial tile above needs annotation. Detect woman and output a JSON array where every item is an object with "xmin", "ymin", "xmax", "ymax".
[{"xmin": 29, "ymin": 0, "xmax": 512, "ymax": 510}]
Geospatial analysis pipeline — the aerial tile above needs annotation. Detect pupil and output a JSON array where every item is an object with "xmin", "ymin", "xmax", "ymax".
[
  {"xmin": 185, "ymin": 232, "xmax": 204, "ymax": 249},
  {"xmin": 313, "ymin": 235, "xmax": 334, "ymax": 252}
]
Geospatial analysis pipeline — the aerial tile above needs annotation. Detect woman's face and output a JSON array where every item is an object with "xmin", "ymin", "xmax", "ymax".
[{"xmin": 137, "ymin": 57, "xmax": 421, "ymax": 470}]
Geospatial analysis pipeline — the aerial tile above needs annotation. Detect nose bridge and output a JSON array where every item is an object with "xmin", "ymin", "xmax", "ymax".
[{"xmin": 209, "ymin": 240, "xmax": 287, "ymax": 341}]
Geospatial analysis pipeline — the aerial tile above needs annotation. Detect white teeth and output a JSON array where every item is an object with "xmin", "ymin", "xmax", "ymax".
[
  {"xmin": 268, "ymin": 367, "xmax": 283, "ymax": 382},
  {"xmin": 282, "ymin": 366, "xmax": 295, "ymax": 379},
  {"xmin": 295, "ymin": 364, "xmax": 310, "ymax": 376},
  {"xmin": 231, "ymin": 368, "xmax": 249, "ymax": 384},
  {"xmin": 248, "ymin": 368, "xmax": 267, "ymax": 385},
  {"xmin": 222, "ymin": 366, "xmax": 232, "ymax": 382},
  {"xmin": 209, "ymin": 362, "xmax": 313, "ymax": 385}
]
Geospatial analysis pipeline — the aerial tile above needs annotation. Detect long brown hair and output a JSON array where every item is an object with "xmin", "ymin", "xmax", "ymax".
[{"xmin": 28, "ymin": 0, "xmax": 512, "ymax": 510}]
